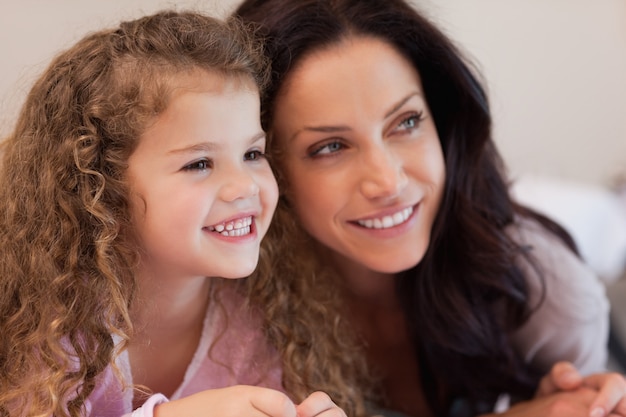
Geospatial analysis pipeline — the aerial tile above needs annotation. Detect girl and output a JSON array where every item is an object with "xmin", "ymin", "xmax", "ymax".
[
  {"xmin": 0, "ymin": 10, "xmax": 353, "ymax": 417},
  {"xmin": 234, "ymin": 0, "xmax": 626, "ymax": 416}
]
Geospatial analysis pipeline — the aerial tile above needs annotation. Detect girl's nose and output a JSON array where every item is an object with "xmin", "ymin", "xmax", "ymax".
[
  {"xmin": 218, "ymin": 167, "xmax": 260, "ymax": 202},
  {"xmin": 359, "ymin": 147, "xmax": 408, "ymax": 200}
]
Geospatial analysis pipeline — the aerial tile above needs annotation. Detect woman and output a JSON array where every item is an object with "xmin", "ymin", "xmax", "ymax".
[{"xmin": 234, "ymin": 0, "xmax": 625, "ymax": 416}]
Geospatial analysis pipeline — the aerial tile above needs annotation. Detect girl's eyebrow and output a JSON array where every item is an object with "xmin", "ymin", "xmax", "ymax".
[
  {"xmin": 168, "ymin": 142, "xmax": 218, "ymax": 155},
  {"xmin": 167, "ymin": 132, "xmax": 266, "ymax": 155}
]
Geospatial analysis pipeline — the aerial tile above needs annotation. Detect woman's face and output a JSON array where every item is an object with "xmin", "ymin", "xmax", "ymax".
[{"xmin": 272, "ymin": 36, "xmax": 446, "ymax": 274}]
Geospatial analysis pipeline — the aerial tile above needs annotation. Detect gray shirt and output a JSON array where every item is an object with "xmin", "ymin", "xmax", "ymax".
[{"xmin": 508, "ymin": 216, "xmax": 609, "ymax": 375}]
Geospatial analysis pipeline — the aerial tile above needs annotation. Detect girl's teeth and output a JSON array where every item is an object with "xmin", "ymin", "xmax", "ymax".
[
  {"xmin": 220, "ymin": 226, "xmax": 251, "ymax": 237},
  {"xmin": 357, "ymin": 207, "xmax": 413, "ymax": 229},
  {"xmin": 209, "ymin": 216, "xmax": 253, "ymax": 236}
]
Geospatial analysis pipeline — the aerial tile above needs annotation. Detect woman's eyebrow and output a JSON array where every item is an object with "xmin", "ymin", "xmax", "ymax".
[
  {"xmin": 384, "ymin": 92, "xmax": 421, "ymax": 119},
  {"xmin": 288, "ymin": 124, "xmax": 351, "ymax": 143},
  {"xmin": 288, "ymin": 92, "xmax": 422, "ymax": 143}
]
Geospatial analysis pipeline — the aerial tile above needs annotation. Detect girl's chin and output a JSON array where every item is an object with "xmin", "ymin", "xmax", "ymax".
[{"xmin": 213, "ymin": 265, "xmax": 259, "ymax": 280}]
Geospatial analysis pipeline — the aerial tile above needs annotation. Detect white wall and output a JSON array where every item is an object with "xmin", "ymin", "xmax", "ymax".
[
  {"xmin": 0, "ymin": 0, "xmax": 240, "ymax": 137},
  {"xmin": 2, "ymin": 0, "xmax": 625, "ymax": 186},
  {"xmin": 420, "ymin": 0, "xmax": 626, "ymax": 186}
]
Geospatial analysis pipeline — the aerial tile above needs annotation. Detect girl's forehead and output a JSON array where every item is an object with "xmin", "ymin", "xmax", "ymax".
[
  {"xmin": 141, "ymin": 70, "xmax": 259, "ymax": 133},
  {"xmin": 167, "ymin": 70, "xmax": 258, "ymax": 97}
]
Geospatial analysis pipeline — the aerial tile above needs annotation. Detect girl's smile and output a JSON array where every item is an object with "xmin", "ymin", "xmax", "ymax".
[{"xmin": 205, "ymin": 214, "xmax": 256, "ymax": 239}]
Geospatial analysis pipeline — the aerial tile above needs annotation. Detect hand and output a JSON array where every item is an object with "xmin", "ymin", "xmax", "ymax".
[
  {"xmin": 492, "ymin": 387, "xmax": 619, "ymax": 417},
  {"xmin": 296, "ymin": 391, "xmax": 347, "ymax": 417},
  {"xmin": 153, "ymin": 385, "xmax": 297, "ymax": 417},
  {"xmin": 536, "ymin": 361, "xmax": 626, "ymax": 417}
]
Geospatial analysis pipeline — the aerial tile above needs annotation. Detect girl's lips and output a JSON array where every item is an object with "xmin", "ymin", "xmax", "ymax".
[{"xmin": 355, "ymin": 206, "xmax": 414, "ymax": 230}]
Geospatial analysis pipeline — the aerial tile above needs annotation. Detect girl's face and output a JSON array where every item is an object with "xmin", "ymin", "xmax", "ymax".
[
  {"xmin": 127, "ymin": 72, "xmax": 278, "ymax": 281},
  {"xmin": 273, "ymin": 36, "xmax": 445, "ymax": 275}
]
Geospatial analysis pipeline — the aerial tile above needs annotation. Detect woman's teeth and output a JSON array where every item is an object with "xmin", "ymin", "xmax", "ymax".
[
  {"xmin": 357, "ymin": 207, "xmax": 413, "ymax": 229},
  {"xmin": 208, "ymin": 216, "xmax": 253, "ymax": 237}
]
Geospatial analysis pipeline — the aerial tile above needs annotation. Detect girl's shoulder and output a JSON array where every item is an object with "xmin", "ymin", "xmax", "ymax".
[{"xmin": 173, "ymin": 283, "xmax": 283, "ymax": 398}]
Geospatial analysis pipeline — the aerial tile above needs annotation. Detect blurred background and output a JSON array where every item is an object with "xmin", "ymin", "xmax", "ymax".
[{"xmin": 1, "ymin": 0, "xmax": 625, "ymax": 368}]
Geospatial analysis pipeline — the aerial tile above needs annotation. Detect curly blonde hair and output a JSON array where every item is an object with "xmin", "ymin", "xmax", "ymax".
[
  {"xmin": 0, "ymin": 11, "xmax": 269, "ymax": 417},
  {"xmin": 246, "ymin": 199, "xmax": 375, "ymax": 416}
]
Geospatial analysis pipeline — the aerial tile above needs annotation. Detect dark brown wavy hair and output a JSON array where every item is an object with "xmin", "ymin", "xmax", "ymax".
[
  {"xmin": 234, "ymin": 0, "xmax": 579, "ymax": 415},
  {"xmin": 0, "ymin": 10, "xmax": 270, "ymax": 417}
]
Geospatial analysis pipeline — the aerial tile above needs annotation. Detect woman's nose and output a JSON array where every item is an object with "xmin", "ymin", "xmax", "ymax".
[
  {"xmin": 218, "ymin": 166, "xmax": 260, "ymax": 202},
  {"xmin": 359, "ymin": 147, "xmax": 408, "ymax": 200}
]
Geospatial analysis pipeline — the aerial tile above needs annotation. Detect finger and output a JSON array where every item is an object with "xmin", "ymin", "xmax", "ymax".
[
  {"xmin": 592, "ymin": 398, "xmax": 626, "ymax": 417},
  {"xmin": 536, "ymin": 361, "xmax": 584, "ymax": 397},
  {"xmin": 585, "ymin": 373, "xmax": 626, "ymax": 417},
  {"xmin": 250, "ymin": 389, "xmax": 297, "ymax": 417},
  {"xmin": 508, "ymin": 388, "xmax": 597, "ymax": 416},
  {"xmin": 614, "ymin": 399, "xmax": 626, "ymax": 416},
  {"xmin": 296, "ymin": 392, "xmax": 346, "ymax": 417}
]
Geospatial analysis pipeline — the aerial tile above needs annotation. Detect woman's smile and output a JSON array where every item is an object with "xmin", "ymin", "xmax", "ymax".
[{"xmin": 353, "ymin": 205, "xmax": 415, "ymax": 230}]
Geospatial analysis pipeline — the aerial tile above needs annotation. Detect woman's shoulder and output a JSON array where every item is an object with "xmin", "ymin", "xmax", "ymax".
[
  {"xmin": 506, "ymin": 214, "xmax": 573, "ymax": 253},
  {"xmin": 506, "ymin": 214, "xmax": 607, "ymax": 322},
  {"xmin": 506, "ymin": 215, "xmax": 610, "ymax": 373},
  {"xmin": 507, "ymin": 215, "xmax": 590, "ymax": 278}
]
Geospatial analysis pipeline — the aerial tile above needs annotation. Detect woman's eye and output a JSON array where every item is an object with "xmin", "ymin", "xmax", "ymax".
[
  {"xmin": 244, "ymin": 150, "xmax": 266, "ymax": 161},
  {"xmin": 309, "ymin": 140, "xmax": 345, "ymax": 157},
  {"xmin": 183, "ymin": 159, "xmax": 212, "ymax": 171},
  {"xmin": 396, "ymin": 111, "xmax": 424, "ymax": 131}
]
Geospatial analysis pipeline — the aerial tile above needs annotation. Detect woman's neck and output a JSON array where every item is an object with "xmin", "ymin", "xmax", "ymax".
[
  {"xmin": 327, "ymin": 249, "xmax": 398, "ymax": 309},
  {"xmin": 323, "ymin": 250, "xmax": 433, "ymax": 417}
]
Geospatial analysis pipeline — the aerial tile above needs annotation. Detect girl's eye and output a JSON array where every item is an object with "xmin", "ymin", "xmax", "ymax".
[
  {"xmin": 396, "ymin": 111, "xmax": 425, "ymax": 131},
  {"xmin": 183, "ymin": 159, "xmax": 212, "ymax": 171},
  {"xmin": 244, "ymin": 150, "xmax": 266, "ymax": 161},
  {"xmin": 308, "ymin": 140, "xmax": 345, "ymax": 157}
]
